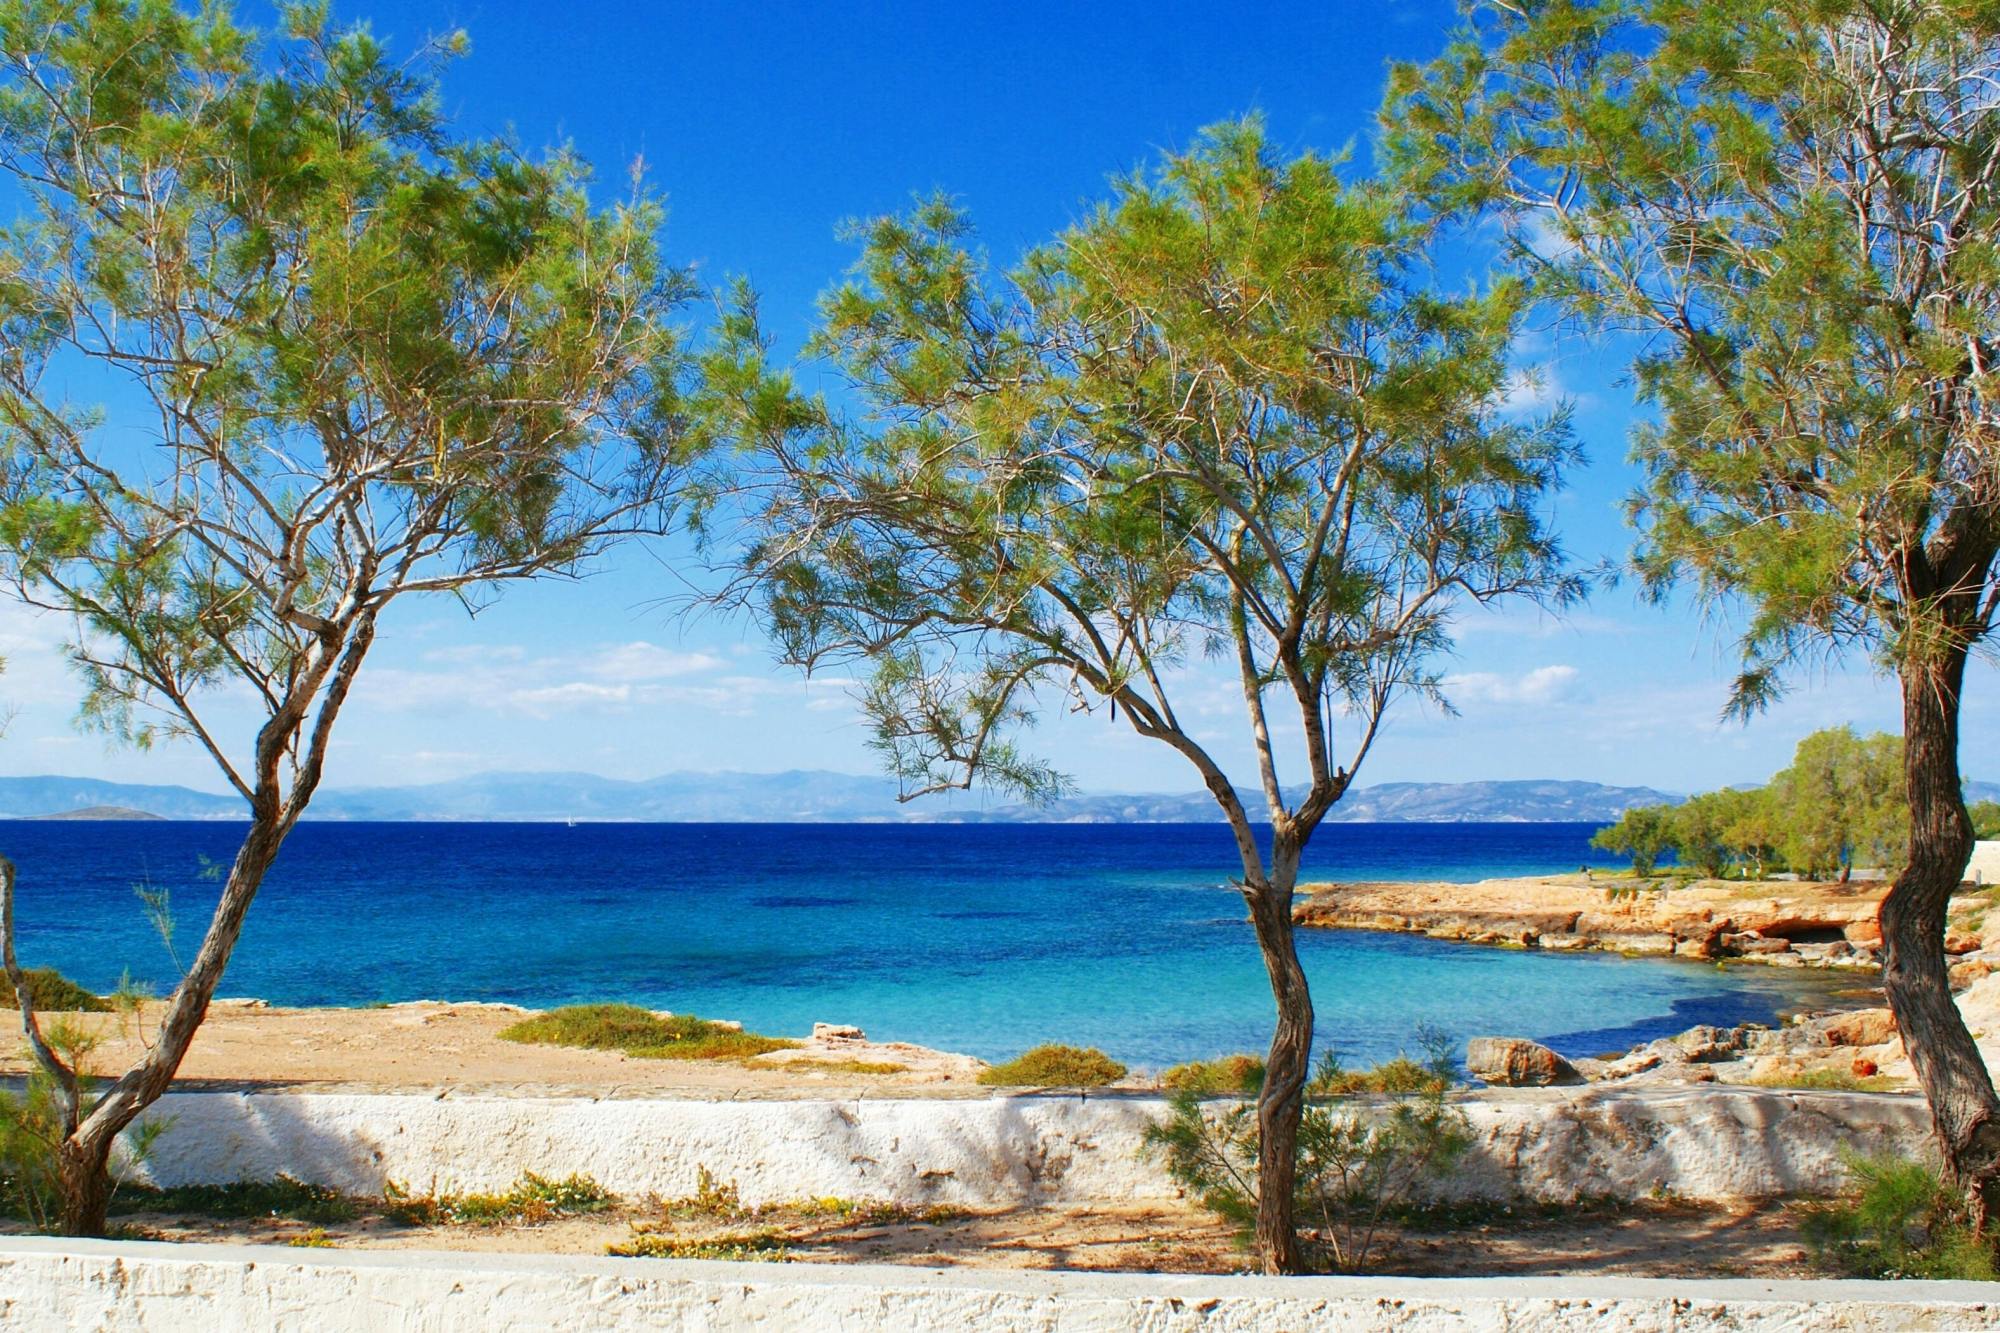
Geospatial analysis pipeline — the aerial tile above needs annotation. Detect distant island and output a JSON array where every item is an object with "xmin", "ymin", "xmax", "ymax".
[
  {"xmin": 28, "ymin": 805, "xmax": 165, "ymax": 822},
  {"xmin": 0, "ymin": 769, "xmax": 1989, "ymax": 826}
]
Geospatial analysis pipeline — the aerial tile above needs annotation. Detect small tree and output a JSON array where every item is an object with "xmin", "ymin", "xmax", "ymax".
[
  {"xmin": 709, "ymin": 122, "xmax": 1576, "ymax": 1272},
  {"xmin": 1669, "ymin": 791, "xmax": 1736, "ymax": 879},
  {"xmin": 1591, "ymin": 803, "xmax": 1672, "ymax": 876},
  {"xmin": 1390, "ymin": 0, "xmax": 2000, "ymax": 1218},
  {"xmin": 0, "ymin": 4, "xmax": 695, "ymax": 1233},
  {"xmin": 1774, "ymin": 727, "xmax": 1906, "ymax": 880}
]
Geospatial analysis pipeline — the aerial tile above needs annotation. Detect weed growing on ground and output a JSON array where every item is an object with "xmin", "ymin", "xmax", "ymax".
[
  {"xmin": 286, "ymin": 1227, "xmax": 336, "ymax": 1248},
  {"xmin": 760, "ymin": 1058, "xmax": 908, "ymax": 1076},
  {"xmin": 1746, "ymin": 1068, "xmax": 1898, "ymax": 1093},
  {"xmin": 498, "ymin": 1004, "xmax": 798, "ymax": 1061},
  {"xmin": 1800, "ymin": 1152, "xmax": 1997, "ymax": 1280},
  {"xmin": 384, "ymin": 1173, "xmax": 615, "ymax": 1227},
  {"xmin": 609, "ymin": 1227, "xmax": 794, "ymax": 1261},
  {"xmin": 1160, "ymin": 1055, "xmax": 1265, "ymax": 1096},
  {"xmin": 654, "ymin": 1167, "xmax": 964, "ymax": 1228},
  {"xmin": 977, "ymin": 1044, "xmax": 1127, "ymax": 1087}
]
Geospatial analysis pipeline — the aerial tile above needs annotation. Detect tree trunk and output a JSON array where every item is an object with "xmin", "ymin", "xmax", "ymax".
[
  {"xmin": 1882, "ymin": 648, "xmax": 2000, "ymax": 1227},
  {"xmin": 1246, "ymin": 877, "xmax": 1313, "ymax": 1275},
  {"xmin": 55, "ymin": 1134, "xmax": 113, "ymax": 1237},
  {"xmin": 48, "ymin": 815, "xmax": 288, "ymax": 1236}
]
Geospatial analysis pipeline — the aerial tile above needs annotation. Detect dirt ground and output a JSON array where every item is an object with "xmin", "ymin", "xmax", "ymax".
[
  {"xmin": 0, "ymin": 999, "xmax": 997, "ymax": 1099},
  {"xmin": 49, "ymin": 1196, "xmax": 1818, "ymax": 1279}
]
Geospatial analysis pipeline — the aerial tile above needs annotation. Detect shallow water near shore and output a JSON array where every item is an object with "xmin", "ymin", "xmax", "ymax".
[{"xmin": 1, "ymin": 820, "xmax": 1858, "ymax": 1068}]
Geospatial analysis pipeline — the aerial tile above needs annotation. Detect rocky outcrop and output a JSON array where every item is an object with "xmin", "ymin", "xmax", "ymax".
[
  {"xmin": 1467, "ymin": 1037, "xmax": 1581, "ymax": 1087},
  {"xmin": 1292, "ymin": 872, "xmax": 1989, "ymax": 970}
]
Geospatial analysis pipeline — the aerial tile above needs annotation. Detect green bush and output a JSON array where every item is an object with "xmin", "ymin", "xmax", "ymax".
[
  {"xmin": 1161, "ymin": 1054, "xmax": 1265, "ymax": 1096},
  {"xmin": 0, "ymin": 968, "xmax": 110, "ymax": 1013},
  {"xmin": 498, "ymin": 1004, "xmax": 797, "ymax": 1061},
  {"xmin": 1143, "ymin": 1028, "xmax": 1473, "ymax": 1273},
  {"xmin": 976, "ymin": 1043, "xmax": 1127, "ymax": 1087},
  {"xmin": 1801, "ymin": 1152, "xmax": 1997, "ymax": 1280}
]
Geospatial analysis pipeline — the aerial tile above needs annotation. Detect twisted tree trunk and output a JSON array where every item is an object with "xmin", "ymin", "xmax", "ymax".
[
  {"xmin": 1246, "ymin": 872, "xmax": 1313, "ymax": 1275},
  {"xmin": 44, "ymin": 815, "xmax": 289, "ymax": 1236},
  {"xmin": 1883, "ymin": 646, "xmax": 2000, "ymax": 1229}
]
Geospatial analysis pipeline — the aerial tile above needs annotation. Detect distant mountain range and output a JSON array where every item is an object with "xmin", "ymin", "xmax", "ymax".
[
  {"xmin": 0, "ymin": 769, "xmax": 1985, "ymax": 824},
  {"xmin": 0, "ymin": 770, "xmax": 1691, "ymax": 823}
]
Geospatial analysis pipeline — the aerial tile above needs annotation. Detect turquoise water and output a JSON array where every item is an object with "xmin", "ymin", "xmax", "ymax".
[{"xmin": 1, "ymin": 820, "xmax": 1853, "ymax": 1068}]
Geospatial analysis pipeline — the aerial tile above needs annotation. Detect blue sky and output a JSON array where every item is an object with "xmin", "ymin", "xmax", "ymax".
[{"xmin": 0, "ymin": 0, "xmax": 1975, "ymax": 798}]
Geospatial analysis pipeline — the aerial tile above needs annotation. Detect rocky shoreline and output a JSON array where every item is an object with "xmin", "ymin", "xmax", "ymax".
[
  {"xmin": 1293, "ymin": 871, "xmax": 1996, "ymax": 976},
  {"xmin": 1294, "ymin": 872, "xmax": 2000, "ymax": 1094}
]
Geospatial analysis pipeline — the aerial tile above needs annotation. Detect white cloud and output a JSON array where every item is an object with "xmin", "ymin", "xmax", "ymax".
[
  {"xmin": 587, "ymin": 642, "xmax": 726, "ymax": 682},
  {"xmin": 1442, "ymin": 664, "xmax": 1581, "ymax": 707}
]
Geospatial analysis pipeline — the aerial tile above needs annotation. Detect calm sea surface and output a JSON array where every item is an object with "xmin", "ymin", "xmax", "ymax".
[{"xmin": 0, "ymin": 820, "xmax": 1856, "ymax": 1068}]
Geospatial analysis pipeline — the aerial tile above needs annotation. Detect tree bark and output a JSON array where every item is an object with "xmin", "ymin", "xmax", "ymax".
[
  {"xmin": 55, "ymin": 1136, "xmax": 113, "ymax": 1237},
  {"xmin": 48, "ymin": 815, "xmax": 288, "ymax": 1235},
  {"xmin": 1246, "ymin": 875, "xmax": 1313, "ymax": 1275},
  {"xmin": 1883, "ymin": 647, "xmax": 2000, "ymax": 1227}
]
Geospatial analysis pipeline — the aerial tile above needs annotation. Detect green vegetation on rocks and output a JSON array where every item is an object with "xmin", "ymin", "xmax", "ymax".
[
  {"xmin": 977, "ymin": 1044, "xmax": 1127, "ymax": 1087},
  {"xmin": 498, "ymin": 1005, "xmax": 798, "ymax": 1062}
]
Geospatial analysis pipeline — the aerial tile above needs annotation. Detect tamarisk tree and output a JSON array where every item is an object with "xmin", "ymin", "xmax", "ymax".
[
  {"xmin": 0, "ymin": 2, "xmax": 695, "ymax": 1232},
  {"xmin": 710, "ymin": 123, "xmax": 1576, "ymax": 1272},
  {"xmin": 1388, "ymin": 0, "xmax": 2000, "ymax": 1221}
]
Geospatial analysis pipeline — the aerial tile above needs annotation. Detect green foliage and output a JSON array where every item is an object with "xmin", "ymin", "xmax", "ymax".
[
  {"xmin": 1389, "ymin": 0, "xmax": 2000, "ymax": 708},
  {"xmin": 1801, "ymin": 1152, "xmax": 1997, "ymax": 1280},
  {"xmin": 1143, "ymin": 1030, "xmax": 1473, "ymax": 1272},
  {"xmin": 976, "ymin": 1044, "xmax": 1127, "ymax": 1087},
  {"xmin": 383, "ymin": 1173, "xmax": 614, "ymax": 1227},
  {"xmin": 0, "ymin": 1017, "xmax": 162, "ymax": 1228},
  {"xmin": 497, "ymin": 1004, "xmax": 798, "ymax": 1062},
  {"xmin": 0, "ymin": 967, "xmax": 108, "ymax": 1013},
  {"xmin": 1160, "ymin": 1054, "xmax": 1266, "ymax": 1096},
  {"xmin": 1971, "ymin": 800, "xmax": 2000, "ymax": 843},
  {"xmin": 1591, "ymin": 805, "xmax": 1673, "ymax": 876},
  {"xmin": 1590, "ymin": 726, "xmax": 1910, "ymax": 880},
  {"xmin": 112, "ymin": 1176, "xmax": 357, "ymax": 1224}
]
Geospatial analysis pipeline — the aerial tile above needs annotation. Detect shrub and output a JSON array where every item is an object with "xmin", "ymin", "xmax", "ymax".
[
  {"xmin": 1800, "ymin": 1152, "xmax": 1997, "ymax": 1280},
  {"xmin": 113, "ymin": 1176, "xmax": 357, "ymax": 1223},
  {"xmin": 0, "ymin": 968, "xmax": 110, "ymax": 1013},
  {"xmin": 0, "ymin": 1017, "xmax": 165, "ymax": 1229},
  {"xmin": 498, "ymin": 1004, "xmax": 797, "ymax": 1061},
  {"xmin": 385, "ymin": 1173, "xmax": 614, "ymax": 1227},
  {"xmin": 1143, "ymin": 1027, "xmax": 1473, "ymax": 1273},
  {"xmin": 977, "ymin": 1044, "xmax": 1126, "ymax": 1087},
  {"xmin": 1161, "ymin": 1054, "xmax": 1265, "ymax": 1096}
]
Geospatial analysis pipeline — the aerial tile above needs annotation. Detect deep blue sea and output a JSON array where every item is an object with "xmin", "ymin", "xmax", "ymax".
[{"xmin": 0, "ymin": 820, "xmax": 1857, "ymax": 1069}]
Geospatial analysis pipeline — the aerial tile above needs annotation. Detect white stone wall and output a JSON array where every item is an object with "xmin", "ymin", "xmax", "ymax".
[
  {"xmin": 0, "ymin": 1239, "xmax": 1993, "ymax": 1331},
  {"xmin": 128, "ymin": 1086, "xmax": 1931, "ymax": 1207}
]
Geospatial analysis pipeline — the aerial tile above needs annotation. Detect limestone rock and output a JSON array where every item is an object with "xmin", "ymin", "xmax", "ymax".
[
  {"xmin": 1820, "ymin": 1008, "xmax": 1897, "ymax": 1048},
  {"xmin": 1466, "ymin": 1037, "xmax": 1580, "ymax": 1087},
  {"xmin": 811, "ymin": 1023, "xmax": 865, "ymax": 1043}
]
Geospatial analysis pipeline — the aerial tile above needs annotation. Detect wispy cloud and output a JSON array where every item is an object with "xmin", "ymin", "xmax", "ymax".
[{"xmin": 1442, "ymin": 664, "xmax": 1581, "ymax": 707}]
